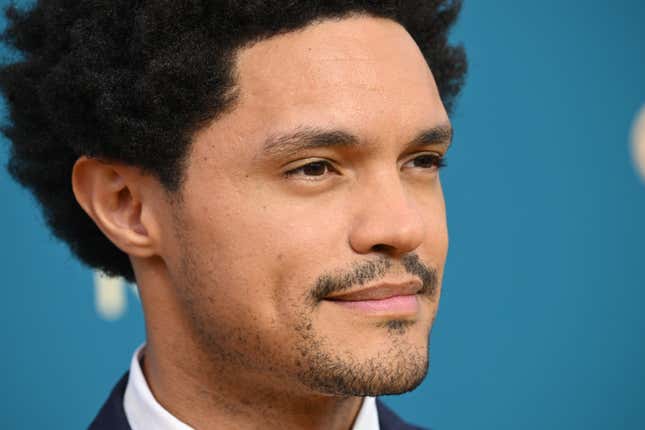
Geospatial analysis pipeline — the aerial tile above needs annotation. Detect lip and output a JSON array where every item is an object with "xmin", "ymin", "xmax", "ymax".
[
  {"xmin": 327, "ymin": 294, "xmax": 419, "ymax": 314},
  {"xmin": 323, "ymin": 280, "xmax": 422, "ymax": 302},
  {"xmin": 322, "ymin": 280, "xmax": 422, "ymax": 315}
]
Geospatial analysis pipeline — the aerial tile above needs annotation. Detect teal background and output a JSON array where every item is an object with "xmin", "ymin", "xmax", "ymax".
[{"xmin": 1, "ymin": 1, "xmax": 644, "ymax": 428}]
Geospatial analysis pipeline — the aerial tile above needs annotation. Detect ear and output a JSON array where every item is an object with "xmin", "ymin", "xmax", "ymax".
[{"xmin": 72, "ymin": 156, "xmax": 161, "ymax": 258}]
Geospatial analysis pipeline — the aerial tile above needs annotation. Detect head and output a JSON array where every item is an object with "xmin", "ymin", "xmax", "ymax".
[{"xmin": 1, "ymin": 1, "xmax": 466, "ymax": 398}]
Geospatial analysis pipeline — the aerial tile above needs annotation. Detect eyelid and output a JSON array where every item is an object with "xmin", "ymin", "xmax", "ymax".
[
  {"xmin": 402, "ymin": 151, "xmax": 446, "ymax": 167},
  {"xmin": 283, "ymin": 158, "xmax": 337, "ymax": 178},
  {"xmin": 407, "ymin": 149, "xmax": 445, "ymax": 158}
]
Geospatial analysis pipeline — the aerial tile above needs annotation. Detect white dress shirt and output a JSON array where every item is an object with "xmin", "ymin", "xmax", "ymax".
[{"xmin": 124, "ymin": 344, "xmax": 380, "ymax": 430}]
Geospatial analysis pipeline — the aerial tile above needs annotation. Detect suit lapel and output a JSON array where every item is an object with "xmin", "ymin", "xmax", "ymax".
[
  {"xmin": 375, "ymin": 399, "xmax": 427, "ymax": 430},
  {"xmin": 88, "ymin": 372, "xmax": 132, "ymax": 430}
]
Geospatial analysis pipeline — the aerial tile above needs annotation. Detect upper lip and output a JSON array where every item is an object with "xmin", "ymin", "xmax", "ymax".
[{"xmin": 323, "ymin": 279, "xmax": 422, "ymax": 302}]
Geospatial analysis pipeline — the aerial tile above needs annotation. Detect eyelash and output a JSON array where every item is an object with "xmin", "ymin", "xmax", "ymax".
[{"xmin": 284, "ymin": 153, "xmax": 447, "ymax": 178}]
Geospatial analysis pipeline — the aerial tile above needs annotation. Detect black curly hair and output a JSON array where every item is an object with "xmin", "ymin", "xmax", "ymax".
[{"xmin": 0, "ymin": 0, "xmax": 467, "ymax": 282}]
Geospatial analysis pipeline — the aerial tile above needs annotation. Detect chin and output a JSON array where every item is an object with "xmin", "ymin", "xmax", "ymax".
[{"xmin": 295, "ymin": 331, "xmax": 431, "ymax": 397}]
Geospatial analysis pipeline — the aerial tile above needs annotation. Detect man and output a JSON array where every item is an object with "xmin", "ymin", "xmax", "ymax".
[{"xmin": 0, "ymin": 1, "xmax": 466, "ymax": 429}]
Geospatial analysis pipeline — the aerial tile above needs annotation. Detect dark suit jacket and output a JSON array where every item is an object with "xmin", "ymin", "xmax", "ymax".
[{"xmin": 88, "ymin": 372, "xmax": 428, "ymax": 430}]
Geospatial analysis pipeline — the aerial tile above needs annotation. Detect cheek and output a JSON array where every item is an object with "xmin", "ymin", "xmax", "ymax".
[{"xmin": 175, "ymin": 182, "xmax": 346, "ymax": 322}]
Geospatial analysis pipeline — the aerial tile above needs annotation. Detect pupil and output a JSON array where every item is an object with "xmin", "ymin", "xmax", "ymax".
[
  {"xmin": 415, "ymin": 155, "xmax": 436, "ymax": 167},
  {"xmin": 304, "ymin": 162, "xmax": 326, "ymax": 175}
]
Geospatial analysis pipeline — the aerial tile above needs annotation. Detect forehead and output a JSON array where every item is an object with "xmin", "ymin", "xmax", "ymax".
[{"xmin": 195, "ymin": 15, "xmax": 448, "ymax": 158}]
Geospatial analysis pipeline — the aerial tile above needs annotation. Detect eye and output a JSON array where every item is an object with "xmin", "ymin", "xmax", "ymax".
[
  {"xmin": 284, "ymin": 160, "xmax": 336, "ymax": 178},
  {"xmin": 404, "ymin": 153, "xmax": 447, "ymax": 170}
]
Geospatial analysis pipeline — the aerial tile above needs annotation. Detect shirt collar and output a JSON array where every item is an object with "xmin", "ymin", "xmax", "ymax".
[
  {"xmin": 124, "ymin": 344, "xmax": 191, "ymax": 430},
  {"xmin": 123, "ymin": 343, "xmax": 380, "ymax": 430}
]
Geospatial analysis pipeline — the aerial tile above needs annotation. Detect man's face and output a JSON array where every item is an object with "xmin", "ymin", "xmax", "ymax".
[{"xmin": 161, "ymin": 16, "xmax": 450, "ymax": 397}]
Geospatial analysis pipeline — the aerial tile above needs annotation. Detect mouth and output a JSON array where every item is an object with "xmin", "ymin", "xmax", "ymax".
[
  {"xmin": 322, "ymin": 280, "xmax": 422, "ymax": 315},
  {"xmin": 324, "ymin": 294, "xmax": 419, "ymax": 314}
]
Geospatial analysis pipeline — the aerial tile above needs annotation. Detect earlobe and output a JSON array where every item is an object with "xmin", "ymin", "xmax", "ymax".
[{"xmin": 71, "ymin": 156, "xmax": 157, "ymax": 258}]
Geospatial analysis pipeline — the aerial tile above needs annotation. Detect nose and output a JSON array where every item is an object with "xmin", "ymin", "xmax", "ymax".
[{"xmin": 348, "ymin": 174, "xmax": 426, "ymax": 257}]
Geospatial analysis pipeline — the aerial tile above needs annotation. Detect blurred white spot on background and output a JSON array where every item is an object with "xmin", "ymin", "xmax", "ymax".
[
  {"xmin": 129, "ymin": 282, "xmax": 139, "ymax": 298},
  {"xmin": 94, "ymin": 271, "xmax": 126, "ymax": 321},
  {"xmin": 632, "ymin": 104, "xmax": 645, "ymax": 183}
]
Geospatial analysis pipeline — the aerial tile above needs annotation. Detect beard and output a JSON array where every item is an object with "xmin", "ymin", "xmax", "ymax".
[
  {"xmin": 292, "ymin": 253, "xmax": 437, "ymax": 396},
  {"xmin": 292, "ymin": 311, "xmax": 431, "ymax": 396}
]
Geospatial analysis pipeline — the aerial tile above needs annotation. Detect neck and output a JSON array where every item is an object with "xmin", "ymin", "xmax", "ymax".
[{"xmin": 141, "ymin": 339, "xmax": 365, "ymax": 430}]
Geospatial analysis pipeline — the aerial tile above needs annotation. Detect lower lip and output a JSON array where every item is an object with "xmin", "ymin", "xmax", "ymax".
[{"xmin": 326, "ymin": 295, "xmax": 419, "ymax": 314}]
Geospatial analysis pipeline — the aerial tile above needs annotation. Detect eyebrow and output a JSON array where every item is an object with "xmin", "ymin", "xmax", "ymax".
[{"xmin": 260, "ymin": 123, "xmax": 453, "ymax": 158}]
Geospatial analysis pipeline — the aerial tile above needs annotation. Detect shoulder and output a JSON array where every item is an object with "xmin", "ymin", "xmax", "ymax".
[
  {"xmin": 87, "ymin": 372, "xmax": 131, "ymax": 430},
  {"xmin": 375, "ymin": 398, "xmax": 430, "ymax": 430}
]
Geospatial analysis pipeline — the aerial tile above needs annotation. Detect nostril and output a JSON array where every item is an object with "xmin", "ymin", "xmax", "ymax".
[{"xmin": 372, "ymin": 244, "xmax": 394, "ymax": 253}]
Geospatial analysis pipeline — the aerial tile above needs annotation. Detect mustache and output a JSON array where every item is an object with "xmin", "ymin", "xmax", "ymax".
[{"xmin": 308, "ymin": 254, "xmax": 438, "ymax": 305}]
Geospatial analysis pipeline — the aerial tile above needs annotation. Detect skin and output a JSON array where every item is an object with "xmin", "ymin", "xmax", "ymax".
[{"xmin": 73, "ymin": 15, "xmax": 450, "ymax": 430}]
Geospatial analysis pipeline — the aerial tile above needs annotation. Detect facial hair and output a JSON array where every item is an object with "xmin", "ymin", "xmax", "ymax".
[{"xmin": 293, "ymin": 253, "xmax": 439, "ymax": 396}]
